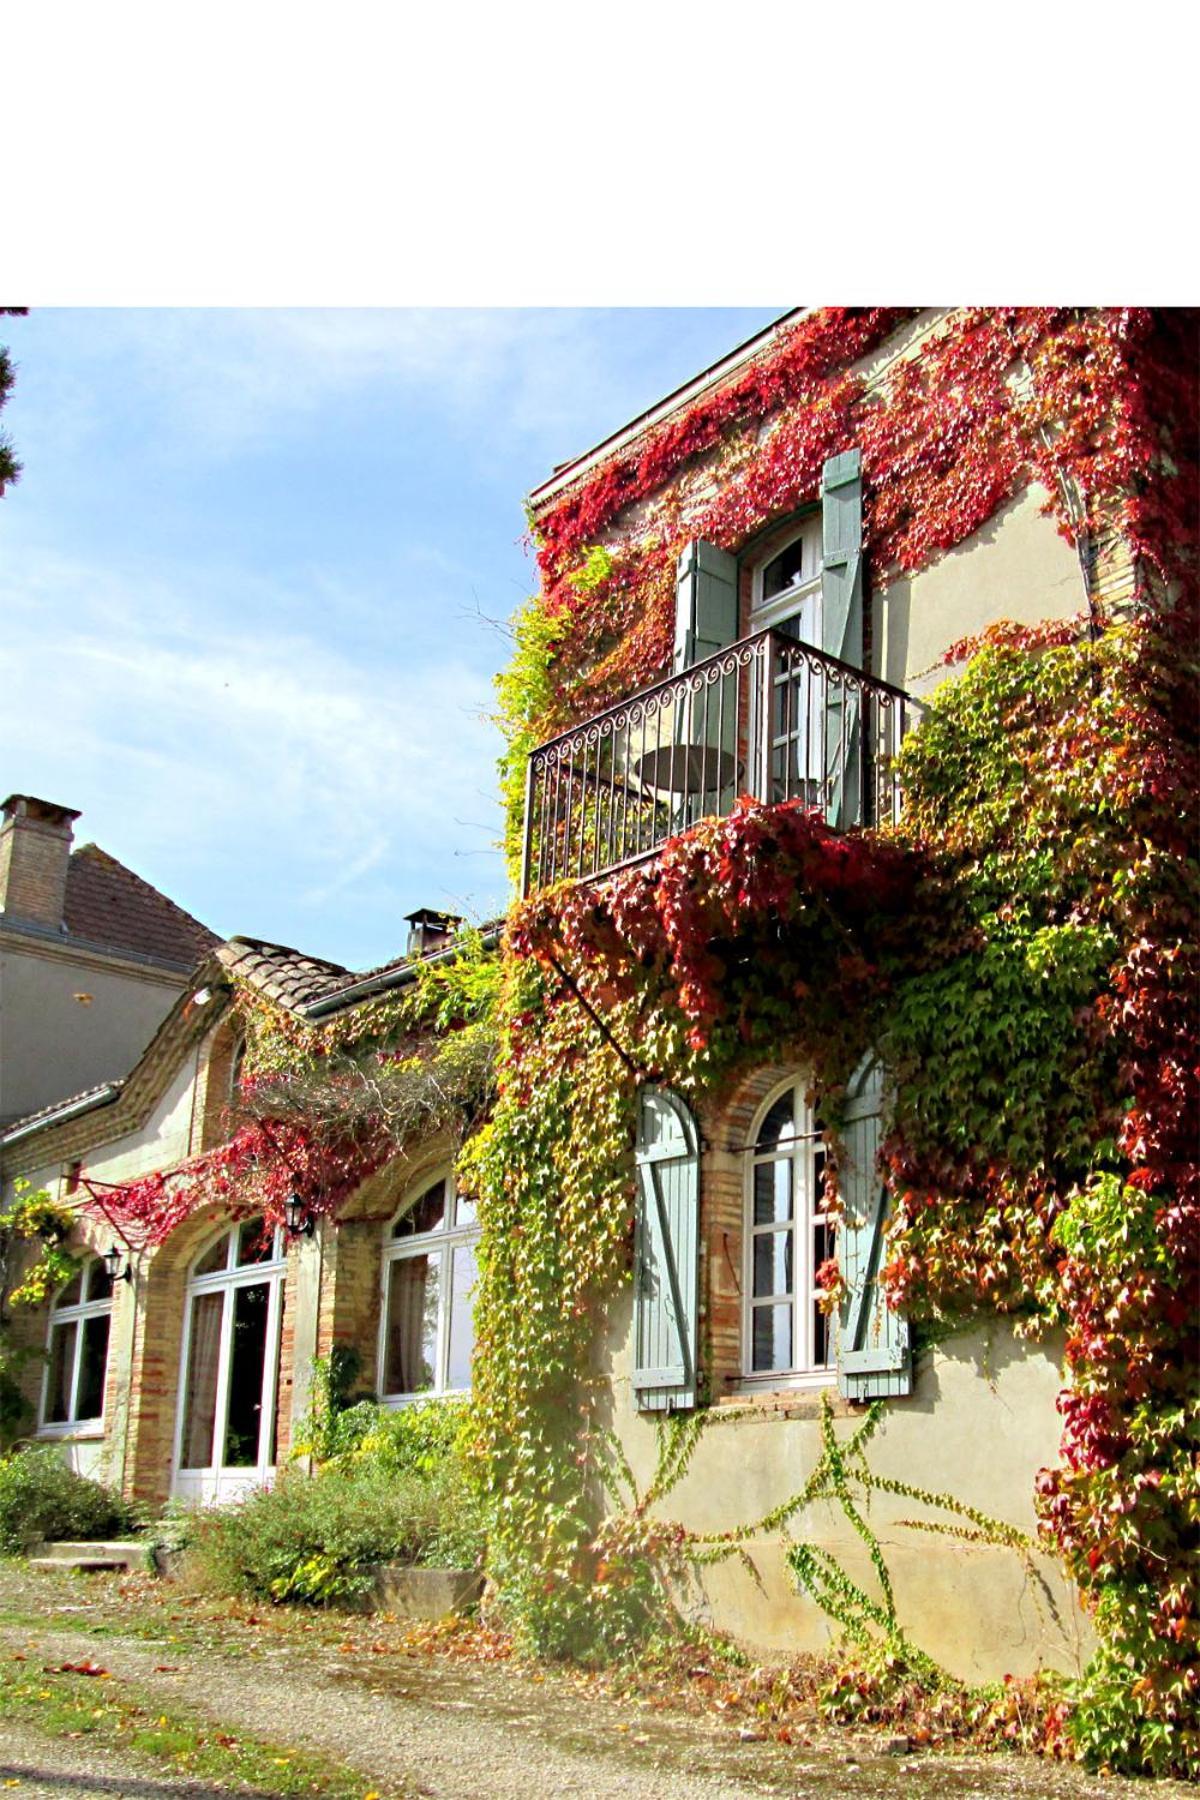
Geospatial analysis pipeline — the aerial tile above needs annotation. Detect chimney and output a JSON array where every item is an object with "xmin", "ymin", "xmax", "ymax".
[
  {"xmin": 0, "ymin": 795, "xmax": 81, "ymax": 931},
  {"xmin": 404, "ymin": 908, "xmax": 462, "ymax": 959}
]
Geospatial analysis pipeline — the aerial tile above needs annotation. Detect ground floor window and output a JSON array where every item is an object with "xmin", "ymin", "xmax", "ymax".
[
  {"xmin": 174, "ymin": 1218, "xmax": 284, "ymax": 1501},
  {"xmin": 744, "ymin": 1075, "xmax": 834, "ymax": 1382},
  {"xmin": 42, "ymin": 1256, "xmax": 113, "ymax": 1429},
  {"xmin": 380, "ymin": 1172, "xmax": 478, "ymax": 1401}
]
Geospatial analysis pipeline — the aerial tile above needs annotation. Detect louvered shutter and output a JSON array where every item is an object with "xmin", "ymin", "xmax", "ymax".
[
  {"xmin": 820, "ymin": 450, "xmax": 865, "ymax": 829},
  {"xmin": 674, "ymin": 540, "xmax": 739, "ymax": 673},
  {"xmin": 633, "ymin": 1087, "xmax": 700, "ymax": 1413},
  {"xmin": 835, "ymin": 1055, "xmax": 912, "ymax": 1401}
]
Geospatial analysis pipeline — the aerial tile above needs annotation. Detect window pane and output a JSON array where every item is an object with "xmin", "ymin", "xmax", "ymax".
[
  {"xmin": 236, "ymin": 1219, "xmax": 273, "ymax": 1265},
  {"xmin": 756, "ymin": 1095, "xmax": 794, "ymax": 1152},
  {"xmin": 384, "ymin": 1254, "xmax": 439, "ymax": 1393},
  {"xmin": 193, "ymin": 1234, "xmax": 230, "ymax": 1278},
  {"xmin": 393, "ymin": 1179, "xmax": 446, "ymax": 1239},
  {"xmin": 76, "ymin": 1313, "xmax": 111, "ymax": 1420},
  {"xmin": 446, "ymin": 1244, "xmax": 476, "ymax": 1391},
  {"xmin": 84, "ymin": 1259, "xmax": 114, "ymax": 1304},
  {"xmin": 813, "ymin": 1302, "xmax": 829, "ymax": 1369},
  {"xmin": 223, "ymin": 1282, "xmax": 271, "ymax": 1466},
  {"xmin": 763, "ymin": 539, "xmax": 808, "ymax": 600},
  {"xmin": 453, "ymin": 1189, "xmax": 477, "ymax": 1229},
  {"xmin": 754, "ymin": 1158, "xmax": 792, "ymax": 1226},
  {"xmin": 180, "ymin": 1291, "xmax": 224, "ymax": 1467},
  {"xmin": 56, "ymin": 1269, "xmax": 83, "ymax": 1309},
  {"xmin": 46, "ymin": 1321, "xmax": 77, "ymax": 1423},
  {"xmin": 751, "ymin": 1303, "xmax": 792, "ymax": 1373},
  {"xmin": 753, "ymin": 1229, "xmax": 792, "ymax": 1299}
]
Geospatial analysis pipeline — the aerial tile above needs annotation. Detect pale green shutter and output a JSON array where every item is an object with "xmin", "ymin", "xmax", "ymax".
[
  {"xmin": 821, "ymin": 450, "xmax": 865, "ymax": 829},
  {"xmin": 633, "ymin": 1087, "xmax": 700, "ymax": 1413},
  {"xmin": 674, "ymin": 540, "xmax": 739, "ymax": 673},
  {"xmin": 835, "ymin": 1055, "xmax": 912, "ymax": 1401}
]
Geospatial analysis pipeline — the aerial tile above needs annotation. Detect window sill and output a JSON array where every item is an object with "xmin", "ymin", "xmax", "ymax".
[
  {"xmin": 713, "ymin": 1377, "xmax": 851, "ymax": 1421},
  {"xmin": 380, "ymin": 1388, "xmax": 470, "ymax": 1409},
  {"xmin": 36, "ymin": 1422, "xmax": 105, "ymax": 1442}
]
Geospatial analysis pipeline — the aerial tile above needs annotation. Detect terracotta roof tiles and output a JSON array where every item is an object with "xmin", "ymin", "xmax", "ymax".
[
  {"xmin": 215, "ymin": 937, "xmax": 351, "ymax": 1010},
  {"xmin": 64, "ymin": 845, "xmax": 219, "ymax": 970}
]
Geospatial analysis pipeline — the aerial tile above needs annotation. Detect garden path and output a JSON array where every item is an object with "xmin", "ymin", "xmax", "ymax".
[{"xmin": 0, "ymin": 1565, "xmax": 1191, "ymax": 1800}]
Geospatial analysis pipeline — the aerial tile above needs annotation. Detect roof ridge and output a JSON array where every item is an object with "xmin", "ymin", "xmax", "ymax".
[{"xmin": 70, "ymin": 842, "xmax": 219, "ymax": 946}]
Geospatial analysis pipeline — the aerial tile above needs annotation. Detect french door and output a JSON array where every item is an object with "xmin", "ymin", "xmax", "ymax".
[{"xmin": 173, "ymin": 1220, "xmax": 285, "ymax": 1504}]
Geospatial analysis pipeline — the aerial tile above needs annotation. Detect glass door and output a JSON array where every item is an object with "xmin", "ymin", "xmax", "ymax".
[{"xmin": 173, "ymin": 1220, "xmax": 285, "ymax": 1504}]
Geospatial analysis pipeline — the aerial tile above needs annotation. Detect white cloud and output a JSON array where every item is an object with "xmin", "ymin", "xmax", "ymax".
[
  {"xmin": 43, "ymin": 308, "xmax": 633, "ymax": 458},
  {"xmin": 0, "ymin": 544, "xmax": 505, "ymax": 953}
]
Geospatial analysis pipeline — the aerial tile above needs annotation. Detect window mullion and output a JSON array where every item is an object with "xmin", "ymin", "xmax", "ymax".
[
  {"xmin": 67, "ymin": 1306, "xmax": 86, "ymax": 1424},
  {"xmin": 257, "ymin": 1275, "xmax": 283, "ymax": 1471},
  {"xmin": 210, "ymin": 1287, "xmax": 235, "ymax": 1472}
]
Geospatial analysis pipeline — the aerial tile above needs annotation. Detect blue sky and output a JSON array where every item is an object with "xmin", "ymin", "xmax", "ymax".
[{"xmin": 0, "ymin": 309, "xmax": 782, "ymax": 970}]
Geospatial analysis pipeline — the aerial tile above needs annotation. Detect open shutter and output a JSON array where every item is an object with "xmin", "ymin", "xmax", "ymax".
[
  {"xmin": 821, "ymin": 450, "xmax": 865, "ymax": 829},
  {"xmin": 674, "ymin": 539, "xmax": 739, "ymax": 673},
  {"xmin": 633, "ymin": 1087, "xmax": 700, "ymax": 1413},
  {"xmin": 835, "ymin": 1055, "xmax": 911, "ymax": 1401}
]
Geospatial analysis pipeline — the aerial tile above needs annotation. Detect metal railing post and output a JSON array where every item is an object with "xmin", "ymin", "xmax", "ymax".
[{"xmin": 519, "ymin": 753, "xmax": 536, "ymax": 898}]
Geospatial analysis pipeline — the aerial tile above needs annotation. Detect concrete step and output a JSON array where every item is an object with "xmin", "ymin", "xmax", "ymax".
[{"xmin": 28, "ymin": 1539, "xmax": 147, "ymax": 1572}]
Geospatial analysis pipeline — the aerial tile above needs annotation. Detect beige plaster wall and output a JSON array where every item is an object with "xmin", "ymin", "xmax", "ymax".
[
  {"xmin": 0, "ymin": 935, "xmax": 187, "ymax": 1126},
  {"xmin": 874, "ymin": 484, "xmax": 1085, "ymax": 698},
  {"xmin": 595, "ymin": 1302, "xmax": 1092, "ymax": 1683}
]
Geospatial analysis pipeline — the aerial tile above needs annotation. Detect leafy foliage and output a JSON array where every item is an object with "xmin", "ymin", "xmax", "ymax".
[
  {"xmin": 0, "ymin": 1180, "xmax": 78, "ymax": 1448},
  {"xmin": 183, "ymin": 1432, "xmax": 484, "ymax": 1607},
  {"xmin": 0, "ymin": 306, "xmax": 27, "ymax": 494},
  {"xmin": 0, "ymin": 1445, "xmax": 137, "ymax": 1553}
]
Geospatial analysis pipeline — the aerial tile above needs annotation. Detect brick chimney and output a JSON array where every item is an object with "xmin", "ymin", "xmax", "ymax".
[
  {"xmin": 0, "ymin": 795, "xmax": 81, "ymax": 930},
  {"xmin": 404, "ymin": 908, "xmax": 462, "ymax": 958}
]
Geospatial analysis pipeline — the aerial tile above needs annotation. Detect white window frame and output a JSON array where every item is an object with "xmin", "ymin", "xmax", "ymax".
[
  {"xmin": 750, "ymin": 513, "xmax": 823, "ymax": 641},
  {"xmin": 39, "ymin": 1256, "xmax": 113, "ymax": 1435},
  {"xmin": 740, "ymin": 1075, "xmax": 836, "ymax": 1391},
  {"xmin": 378, "ymin": 1170, "xmax": 479, "ymax": 1406},
  {"xmin": 172, "ymin": 1220, "xmax": 286, "ymax": 1504}
]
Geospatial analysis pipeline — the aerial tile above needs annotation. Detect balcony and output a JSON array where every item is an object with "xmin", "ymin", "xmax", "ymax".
[{"xmin": 521, "ymin": 630, "xmax": 920, "ymax": 897}]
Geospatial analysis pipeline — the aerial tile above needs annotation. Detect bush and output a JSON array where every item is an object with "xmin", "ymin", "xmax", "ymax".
[
  {"xmin": 0, "ymin": 1445, "xmax": 137, "ymax": 1553},
  {"xmin": 183, "ymin": 1414, "xmax": 485, "ymax": 1606}
]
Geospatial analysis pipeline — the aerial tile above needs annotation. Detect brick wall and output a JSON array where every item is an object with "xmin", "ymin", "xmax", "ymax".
[{"xmin": 0, "ymin": 800, "xmax": 74, "ymax": 930}]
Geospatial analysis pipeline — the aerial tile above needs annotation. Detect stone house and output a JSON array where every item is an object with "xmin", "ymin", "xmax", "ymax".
[
  {"xmin": 1, "ymin": 308, "xmax": 1191, "ymax": 1694},
  {"xmin": 0, "ymin": 913, "xmax": 487, "ymax": 1503},
  {"xmin": 0, "ymin": 793, "xmax": 218, "ymax": 1126}
]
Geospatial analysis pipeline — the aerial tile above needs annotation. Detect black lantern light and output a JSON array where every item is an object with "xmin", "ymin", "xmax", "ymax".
[
  {"xmin": 283, "ymin": 1193, "xmax": 314, "ymax": 1238},
  {"xmin": 102, "ymin": 1243, "xmax": 132, "ymax": 1284}
]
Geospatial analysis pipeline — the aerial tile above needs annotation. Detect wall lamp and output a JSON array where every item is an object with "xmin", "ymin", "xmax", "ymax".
[
  {"xmin": 283, "ymin": 1193, "xmax": 315, "ymax": 1238},
  {"xmin": 102, "ymin": 1244, "xmax": 133, "ymax": 1285}
]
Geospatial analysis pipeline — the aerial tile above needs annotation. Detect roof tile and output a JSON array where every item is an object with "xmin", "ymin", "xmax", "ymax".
[{"xmin": 64, "ymin": 845, "xmax": 218, "ymax": 970}]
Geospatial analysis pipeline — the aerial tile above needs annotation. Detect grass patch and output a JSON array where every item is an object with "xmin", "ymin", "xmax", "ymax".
[{"xmin": 0, "ymin": 1652, "xmax": 404, "ymax": 1798}]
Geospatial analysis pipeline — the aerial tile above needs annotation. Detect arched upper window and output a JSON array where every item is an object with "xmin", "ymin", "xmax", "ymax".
[
  {"xmin": 379, "ymin": 1172, "xmax": 479, "ymax": 1402},
  {"xmin": 174, "ymin": 1218, "xmax": 286, "ymax": 1503},
  {"xmin": 42, "ymin": 1256, "xmax": 114, "ymax": 1429},
  {"xmin": 743, "ymin": 1076, "xmax": 834, "ymax": 1383},
  {"xmin": 750, "ymin": 514, "xmax": 822, "ymax": 644}
]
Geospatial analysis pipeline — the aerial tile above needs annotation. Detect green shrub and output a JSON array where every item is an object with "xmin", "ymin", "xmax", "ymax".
[
  {"xmin": 340, "ymin": 1396, "xmax": 472, "ymax": 1478},
  {"xmin": 0, "ymin": 1445, "xmax": 137, "ymax": 1553},
  {"xmin": 183, "ymin": 1443, "xmax": 485, "ymax": 1607}
]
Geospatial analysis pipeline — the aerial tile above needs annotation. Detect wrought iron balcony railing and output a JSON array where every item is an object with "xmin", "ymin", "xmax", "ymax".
[{"xmin": 521, "ymin": 629, "xmax": 920, "ymax": 898}]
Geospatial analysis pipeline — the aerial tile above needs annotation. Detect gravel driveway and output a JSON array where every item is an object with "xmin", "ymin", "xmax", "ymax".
[{"xmin": 0, "ymin": 1565, "xmax": 1190, "ymax": 1800}]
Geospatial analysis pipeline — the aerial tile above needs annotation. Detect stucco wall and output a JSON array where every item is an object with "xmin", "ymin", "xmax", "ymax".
[
  {"xmin": 594, "ymin": 1303, "xmax": 1092, "ymax": 1684},
  {"xmin": 0, "ymin": 935, "xmax": 187, "ymax": 1125},
  {"xmin": 874, "ymin": 483, "xmax": 1087, "ymax": 698}
]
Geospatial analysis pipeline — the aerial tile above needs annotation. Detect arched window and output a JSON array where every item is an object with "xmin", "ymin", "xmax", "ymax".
[
  {"xmin": 174, "ymin": 1218, "xmax": 285, "ymax": 1502},
  {"xmin": 744, "ymin": 1076, "xmax": 834, "ymax": 1383},
  {"xmin": 379, "ymin": 1172, "xmax": 479, "ymax": 1402},
  {"xmin": 750, "ymin": 514, "xmax": 822, "ymax": 643},
  {"xmin": 42, "ymin": 1256, "xmax": 113, "ymax": 1429}
]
